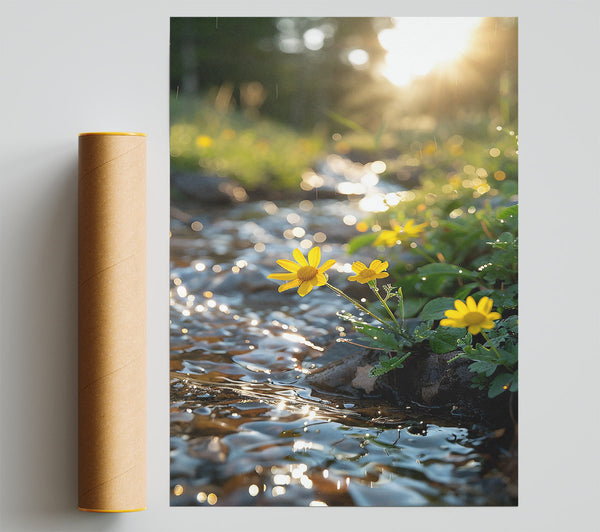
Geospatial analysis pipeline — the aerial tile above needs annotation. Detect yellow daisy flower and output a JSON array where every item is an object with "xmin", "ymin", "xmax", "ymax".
[
  {"xmin": 268, "ymin": 247, "xmax": 336, "ymax": 297},
  {"xmin": 373, "ymin": 219, "xmax": 427, "ymax": 247},
  {"xmin": 440, "ymin": 296, "xmax": 502, "ymax": 335},
  {"xmin": 402, "ymin": 219, "xmax": 428, "ymax": 238},
  {"xmin": 347, "ymin": 260, "xmax": 389, "ymax": 284},
  {"xmin": 373, "ymin": 228, "xmax": 400, "ymax": 247}
]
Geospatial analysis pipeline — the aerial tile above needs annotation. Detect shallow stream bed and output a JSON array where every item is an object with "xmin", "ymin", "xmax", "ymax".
[{"xmin": 170, "ymin": 195, "xmax": 515, "ymax": 506}]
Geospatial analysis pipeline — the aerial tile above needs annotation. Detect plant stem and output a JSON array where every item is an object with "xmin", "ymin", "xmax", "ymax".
[
  {"xmin": 481, "ymin": 331, "xmax": 502, "ymax": 359},
  {"xmin": 326, "ymin": 283, "xmax": 393, "ymax": 331},
  {"xmin": 398, "ymin": 286, "xmax": 405, "ymax": 328},
  {"xmin": 370, "ymin": 281, "xmax": 401, "ymax": 331},
  {"xmin": 481, "ymin": 331, "xmax": 514, "ymax": 372},
  {"xmin": 336, "ymin": 338, "xmax": 386, "ymax": 350}
]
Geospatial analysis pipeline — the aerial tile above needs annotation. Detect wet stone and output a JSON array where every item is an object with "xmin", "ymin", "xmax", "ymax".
[
  {"xmin": 172, "ymin": 172, "xmax": 248, "ymax": 205},
  {"xmin": 306, "ymin": 339, "xmax": 512, "ymax": 426}
]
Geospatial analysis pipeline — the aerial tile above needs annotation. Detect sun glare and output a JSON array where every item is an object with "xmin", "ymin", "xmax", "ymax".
[{"xmin": 378, "ymin": 17, "xmax": 482, "ymax": 87}]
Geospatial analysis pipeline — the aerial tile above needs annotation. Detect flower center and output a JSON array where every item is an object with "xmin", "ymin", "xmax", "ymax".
[
  {"xmin": 464, "ymin": 311, "xmax": 485, "ymax": 325},
  {"xmin": 297, "ymin": 265, "xmax": 318, "ymax": 282},
  {"xmin": 358, "ymin": 269, "xmax": 376, "ymax": 281}
]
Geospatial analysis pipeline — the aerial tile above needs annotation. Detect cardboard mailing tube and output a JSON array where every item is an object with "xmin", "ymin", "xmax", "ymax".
[{"xmin": 78, "ymin": 132, "xmax": 146, "ymax": 512}]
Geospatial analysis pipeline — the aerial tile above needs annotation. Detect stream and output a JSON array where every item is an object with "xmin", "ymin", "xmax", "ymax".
[{"xmin": 170, "ymin": 158, "xmax": 515, "ymax": 506}]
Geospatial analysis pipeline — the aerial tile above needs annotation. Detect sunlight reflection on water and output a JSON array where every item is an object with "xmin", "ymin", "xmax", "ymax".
[{"xmin": 170, "ymin": 197, "xmax": 512, "ymax": 506}]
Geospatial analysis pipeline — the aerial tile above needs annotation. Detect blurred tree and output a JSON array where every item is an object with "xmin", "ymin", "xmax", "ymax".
[
  {"xmin": 170, "ymin": 17, "xmax": 517, "ymax": 133},
  {"xmin": 170, "ymin": 17, "xmax": 392, "ymax": 130}
]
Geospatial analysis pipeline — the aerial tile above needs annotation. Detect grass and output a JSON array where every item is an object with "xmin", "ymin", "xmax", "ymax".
[{"xmin": 170, "ymin": 94, "xmax": 325, "ymax": 192}]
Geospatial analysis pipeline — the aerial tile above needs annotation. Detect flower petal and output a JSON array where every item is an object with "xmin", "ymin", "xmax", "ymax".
[
  {"xmin": 487, "ymin": 312, "xmax": 502, "ymax": 321},
  {"xmin": 478, "ymin": 296, "xmax": 492, "ymax": 314},
  {"xmin": 466, "ymin": 296, "xmax": 477, "ymax": 312},
  {"xmin": 467, "ymin": 324, "xmax": 482, "ymax": 335},
  {"xmin": 347, "ymin": 274, "xmax": 359, "ymax": 282},
  {"xmin": 455, "ymin": 299, "xmax": 468, "ymax": 313},
  {"xmin": 374, "ymin": 231, "xmax": 397, "ymax": 247},
  {"xmin": 308, "ymin": 246, "xmax": 321, "ymax": 267},
  {"xmin": 278, "ymin": 279, "xmax": 301, "ymax": 292},
  {"xmin": 319, "ymin": 259, "xmax": 336, "ymax": 273},
  {"xmin": 375, "ymin": 272, "xmax": 389, "ymax": 279},
  {"xmin": 298, "ymin": 281, "xmax": 313, "ymax": 297},
  {"xmin": 316, "ymin": 273, "xmax": 327, "ymax": 286},
  {"xmin": 441, "ymin": 318, "xmax": 464, "ymax": 328},
  {"xmin": 376, "ymin": 261, "xmax": 389, "ymax": 273},
  {"xmin": 268, "ymin": 272, "xmax": 298, "ymax": 281},
  {"xmin": 444, "ymin": 309, "xmax": 463, "ymax": 319},
  {"xmin": 293, "ymin": 248, "xmax": 308, "ymax": 266},
  {"xmin": 481, "ymin": 320, "xmax": 496, "ymax": 330},
  {"xmin": 369, "ymin": 259, "xmax": 382, "ymax": 271},
  {"xmin": 351, "ymin": 261, "xmax": 367, "ymax": 273},
  {"xmin": 276, "ymin": 259, "xmax": 300, "ymax": 272}
]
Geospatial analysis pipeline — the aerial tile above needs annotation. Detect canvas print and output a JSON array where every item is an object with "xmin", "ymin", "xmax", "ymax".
[{"xmin": 170, "ymin": 17, "xmax": 518, "ymax": 506}]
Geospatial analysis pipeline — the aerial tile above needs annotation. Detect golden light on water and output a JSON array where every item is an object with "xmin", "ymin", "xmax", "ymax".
[{"xmin": 378, "ymin": 17, "xmax": 482, "ymax": 87}]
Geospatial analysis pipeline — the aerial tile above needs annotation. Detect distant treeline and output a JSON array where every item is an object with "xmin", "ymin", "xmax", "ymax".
[{"xmin": 170, "ymin": 17, "xmax": 517, "ymax": 132}]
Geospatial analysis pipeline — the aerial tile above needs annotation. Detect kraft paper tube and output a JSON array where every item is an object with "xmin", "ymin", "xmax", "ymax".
[{"xmin": 78, "ymin": 132, "xmax": 146, "ymax": 512}]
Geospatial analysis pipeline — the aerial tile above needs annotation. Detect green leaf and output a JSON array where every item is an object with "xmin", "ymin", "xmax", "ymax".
[
  {"xmin": 499, "ymin": 315, "xmax": 519, "ymax": 334},
  {"xmin": 352, "ymin": 321, "xmax": 383, "ymax": 336},
  {"xmin": 420, "ymin": 297, "xmax": 456, "ymax": 321},
  {"xmin": 429, "ymin": 327, "xmax": 468, "ymax": 354},
  {"xmin": 470, "ymin": 373, "xmax": 489, "ymax": 391},
  {"xmin": 368, "ymin": 331, "xmax": 401, "ymax": 351},
  {"xmin": 497, "ymin": 204, "xmax": 518, "ymax": 221},
  {"xmin": 463, "ymin": 343, "xmax": 498, "ymax": 362},
  {"xmin": 346, "ymin": 232, "xmax": 378, "ymax": 254},
  {"xmin": 457, "ymin": 332, "xmax": 473, "ymax": 349},
  {"xmin": 412, "ymin": 320, "xmax": 434, "ymax": 342},
  {"xmin": 416, "ymin": 263, "xmax": 477, "ymax": 279},
  {"xmin": 353, "ymin": 322, "xmax": 402, "ymax": 351},
  {"xmin": 369, "ymin": 352, "xmax": 411, "ymax": 376},
  {"xmin": 402, "ymin": 297, "xmax": 428, "ymax": 319},
  {"xmin": 488, "ymin": 232, "xmax": 517, "ymax": 250},
  {"xmin": 488, "ymin": 373, "xmax": 515, "ymax": 398},
  {"xmin": 498, "ymin": 340, "xmax": 518, "ymax": 365},
  {"xmin": 468, "ymin": 360, "xmax": 499, "ymax": 377}
]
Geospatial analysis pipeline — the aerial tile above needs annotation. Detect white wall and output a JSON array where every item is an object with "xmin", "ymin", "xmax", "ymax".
[{"xmin": 1, "ymin": 1, "xmax": 598, "ymax": 531}]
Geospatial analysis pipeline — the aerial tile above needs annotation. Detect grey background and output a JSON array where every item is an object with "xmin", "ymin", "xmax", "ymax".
[{"xmin": 1, "ymin": 1, "xmax": 598, "ymax": 531}]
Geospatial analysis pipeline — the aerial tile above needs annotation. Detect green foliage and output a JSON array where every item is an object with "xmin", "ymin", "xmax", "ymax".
[
  {"xmin": 170, "ymin": 95, "xmax": 324, "ymax": 191},
  {"xmin": 488, "ymin": 372, "xmax": 517, "ymax": 398},
  {"xmin": 447, "ymin": 314, "xmax": 518, "ymax": 397},
  {"xmin": 346, "ymin": 232, "xmax": 378, "ymax": 254},
  {"xmin": 340, "ymin": 192, "xmax": 518, "ymax": 398},
  {"xmin": 429, "ymin": 327, "xmax": 470, "ymax": 354},
  {"xmin": 369, "ymin": 353, "xmax": 411, "ymax": 377},
  {"xmin": 352, "ymin": 321, "xmax": 405, "ymax": 351},
  {"xmin": 417, "ymin": 263, "xmax": 477, "ymax": 280}
]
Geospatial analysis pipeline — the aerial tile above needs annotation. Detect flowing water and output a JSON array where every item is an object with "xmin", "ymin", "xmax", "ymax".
[{"xmin": 170, "ymin": 161, "xmax": 515, "ymax": 506}]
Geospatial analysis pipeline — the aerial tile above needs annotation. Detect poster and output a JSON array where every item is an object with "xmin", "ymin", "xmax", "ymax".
[{"xmin": 169, "ymin": 17, "xmax": 518, "ymax": 506}]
